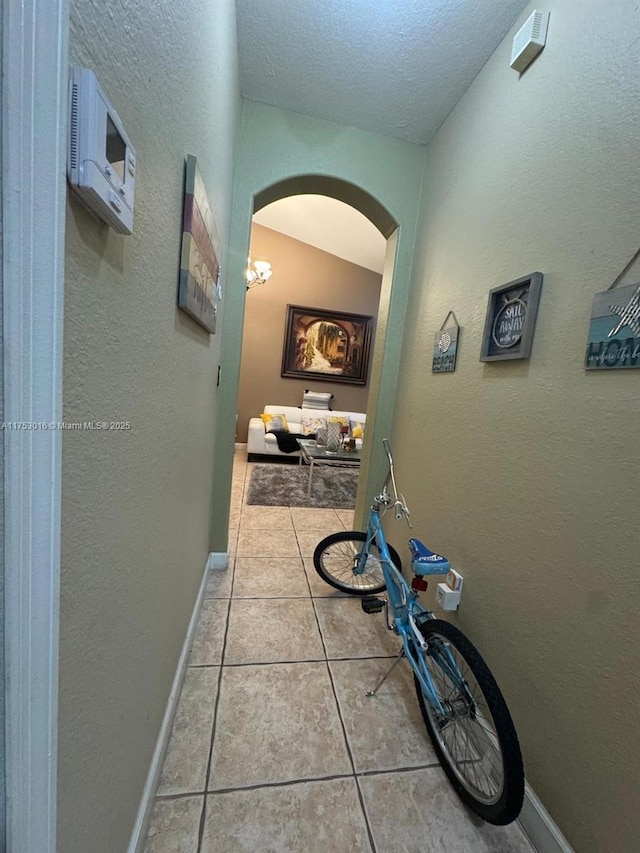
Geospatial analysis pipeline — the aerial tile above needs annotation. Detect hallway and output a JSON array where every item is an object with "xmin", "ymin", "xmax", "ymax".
[{"xmin": 143, "ymin": 450, "xmax": 535, "ymax": 852}]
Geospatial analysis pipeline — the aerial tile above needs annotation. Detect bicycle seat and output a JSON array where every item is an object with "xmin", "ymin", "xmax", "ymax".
[{"xmin": 409, "ymin": 538, "xmax": 450, "ymax": 576}]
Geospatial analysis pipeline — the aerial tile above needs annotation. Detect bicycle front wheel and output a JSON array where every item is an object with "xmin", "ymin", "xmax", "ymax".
[
  {"xmin": 413, "ymin": 619, "xmax": 524, "ymax": 825},
  {"xmin": 313, "ymin": 531, "xmax": 401, "ymax": 595}
]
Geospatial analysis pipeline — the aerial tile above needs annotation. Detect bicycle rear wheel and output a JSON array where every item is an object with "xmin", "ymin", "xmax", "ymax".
[
  {"xmin": 313, "ymin": 531, "xmax": 401, "ymax": 595},
  {"xmin": 413, "ymin": 619, "xmax": 524, "ymax": 825}
]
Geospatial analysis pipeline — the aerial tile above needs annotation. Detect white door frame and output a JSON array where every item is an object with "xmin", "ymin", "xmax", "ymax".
[{"xmin": 2, "ymin": 1, "xmax": 68, "ymax": 850}]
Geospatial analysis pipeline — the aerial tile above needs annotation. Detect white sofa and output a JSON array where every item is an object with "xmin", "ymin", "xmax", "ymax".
[{"xmin": 247, "ymin": 404, "xmax": 366, "ymax": 460}]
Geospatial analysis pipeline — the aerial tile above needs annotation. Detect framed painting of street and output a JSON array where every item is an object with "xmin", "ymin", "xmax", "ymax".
[{"xmin": 281, "ymin": 305, "xmax": 373, "ymax": 385}]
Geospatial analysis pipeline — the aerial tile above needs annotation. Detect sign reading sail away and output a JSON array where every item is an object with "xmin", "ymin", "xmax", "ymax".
[{"xmin": 585, "ymin": 283, "xmax": 640, "ymax": 370}]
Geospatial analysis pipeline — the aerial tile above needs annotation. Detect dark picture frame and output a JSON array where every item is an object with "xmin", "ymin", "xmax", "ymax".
[
  {"xmin": 281, "ymin": 305, "xmax": 373, "ymax": 385},
  {"xmin": 480, "ymin": 272, "xmax": 543, "ymax": 361}
]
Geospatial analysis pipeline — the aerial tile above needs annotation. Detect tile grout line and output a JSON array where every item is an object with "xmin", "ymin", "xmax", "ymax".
[
  {"xmin": 190, "ymin": 653, "xmax": 397, "ymax": 669},
  {"xmin": 353, "ymin": 775, "xmax": 377, "ymax": 853},
  {"xmin": 306, "ymin": 554, "xmax": 379, "ymax": 853},
  {"xmin": 155, "ymin": 761, "xmax": 446, "ymax": 802},
  {"xmin": 357, "ymin": 761, "xmax": 444, "ymax": 778},
  {"xmin": 302, "ymin": 509, "xmax": 390, "ymax": 853},
  {"xmin": 206, "ymin": 457, "xmax": 280, "ymax": 779},
  {"xmin": 322, "ymin": 654, "xmax": 379, "ymax": 853},
  {"xmin": 196, "ymin": 453, "xmax": 378, "ymax": 849},
  {"xmin": 195, "ymin": 593, "xmax": 232, "ymax": 853},
  {"xmin": 194, "ymin": 460, "xmax": 245, "ymax": 853},
  {"xmin": 207, "ymin": 771, "xmax": 356, "ymax": 797}
]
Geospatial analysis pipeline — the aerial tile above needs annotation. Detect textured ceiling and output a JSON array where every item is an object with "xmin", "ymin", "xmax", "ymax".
[{"xmin": 236, "ymin": 0, "xmax": 530, "ymax": 145}]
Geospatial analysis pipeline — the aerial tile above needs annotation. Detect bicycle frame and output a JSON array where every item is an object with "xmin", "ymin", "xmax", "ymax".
[
  {"xmin": 357, "ymin": 505, "xmax": 468, "ymax": 719},
  {"xmin": 317, "ymin": 440, "xmax": 525, "ymax": 825}
]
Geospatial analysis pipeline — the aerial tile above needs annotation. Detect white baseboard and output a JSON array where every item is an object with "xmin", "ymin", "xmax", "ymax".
[
  {"xmin": 207, "ymin": 551, "xmax": 229, "ymax": 572},
  {"xmin": 234, "ymin": 442, "xmax": 247, "ymax": 450},
  {"xmin": 519, "ymin": 782, "xmax": 575, "ymax": 853},
  {"xmin": 127, "ymin": 560, "xmax": 209, "ymax": 853}
]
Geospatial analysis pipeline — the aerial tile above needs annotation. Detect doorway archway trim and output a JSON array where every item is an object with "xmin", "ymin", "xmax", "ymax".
[{"xmin": 254, "ymin": 175, "xmax": 398, "ymax": 238}]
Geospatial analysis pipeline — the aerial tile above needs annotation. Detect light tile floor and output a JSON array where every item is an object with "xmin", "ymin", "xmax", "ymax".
[{"xmin": 144, "ymin": 449, "xmax": 535, "ymax": 853}]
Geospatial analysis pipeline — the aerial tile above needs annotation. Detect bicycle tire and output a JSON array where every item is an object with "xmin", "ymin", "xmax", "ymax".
[
  {"xmin": 413, "ymin": 619, "xmax": 524, "ymax": 825},
  {"xmin": 313, "ymin": 531, "xmax": 401, "ymax": 596}
]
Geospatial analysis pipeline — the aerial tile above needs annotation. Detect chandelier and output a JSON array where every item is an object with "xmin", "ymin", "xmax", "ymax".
[{"xmin": 246, "ymin": 257, "xmax": 272, "ymax": 289}]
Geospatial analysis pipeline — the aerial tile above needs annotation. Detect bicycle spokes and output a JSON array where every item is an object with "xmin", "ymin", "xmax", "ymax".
[{"xmin": 424, "ymin": 639, "xmax": 505, "ymax": 803}]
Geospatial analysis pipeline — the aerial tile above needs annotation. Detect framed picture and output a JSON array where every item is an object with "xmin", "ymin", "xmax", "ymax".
[
  {"xmin": 177, "ymin": 154, "xmax": 220, "ymax": 333},
  {"xmin": 281, "ymin": 305, "xmax": 373, "ymax": 385},
  {"xmin": 480, "ymin": 272, "xmax": 543, "ymax": 361}
]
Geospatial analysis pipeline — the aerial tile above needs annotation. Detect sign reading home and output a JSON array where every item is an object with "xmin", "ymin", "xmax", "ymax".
[
  {"xmin": 432, "ymin": 326, "xmax": 459, "ymax": 373},
  {"xmin": 585, "ymin": 283, "xmax": 640, "ymax": 370}
]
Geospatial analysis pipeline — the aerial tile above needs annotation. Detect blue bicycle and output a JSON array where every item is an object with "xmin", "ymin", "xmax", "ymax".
[{"xmin": 313, "ymin": 439, "xmax": 524, "ymax": 826}]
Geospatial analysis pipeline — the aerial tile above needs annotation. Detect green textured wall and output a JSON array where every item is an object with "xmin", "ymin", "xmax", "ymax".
[
  {"xmin": 59, "ymin": 2, "xmax": 240, "ymax": 850},
  {"xmin": 211, "ymin": 101, "xmax": 425, "ymax": 552},
  {"xmin": 391, "ymin": 2, "xmax": 640, "ymax": 851}
]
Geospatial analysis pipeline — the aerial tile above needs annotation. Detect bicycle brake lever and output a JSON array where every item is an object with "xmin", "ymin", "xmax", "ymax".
[{"xmin": 394, "ymin": 498, "xmax": 412, "ymax": 528}]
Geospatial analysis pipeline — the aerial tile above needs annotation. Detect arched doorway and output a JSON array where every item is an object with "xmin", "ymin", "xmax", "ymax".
[
  {"xmin": 210, "ymin": 169, "xmax": 414, "ymax": 558},
  {"xmin": 237, "ymin": 194, "xmax": 385, "ymax": 449}
]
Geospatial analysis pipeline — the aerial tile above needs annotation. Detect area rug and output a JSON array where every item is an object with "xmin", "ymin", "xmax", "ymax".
[{"xmin": 246, "ymin": 463, "xmax": 358, "ymax": 508}]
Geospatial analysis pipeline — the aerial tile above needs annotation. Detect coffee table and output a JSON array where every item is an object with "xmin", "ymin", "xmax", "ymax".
[{"xmin": 297, "ymin": 438, "xmax": 362, "ymax": 497}]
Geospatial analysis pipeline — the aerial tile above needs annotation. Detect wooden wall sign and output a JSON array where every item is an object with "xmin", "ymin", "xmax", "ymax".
[
  {"xmin": 585, "ymin": 283, "xmax": 640, "ymax": 370},
  {"xmin": 480, "ymin": 272, "xmax": 543, "ymax": 362},
  {"xmin": 432, "ymin": 312, "xmax": 460, "ymax": 373}
]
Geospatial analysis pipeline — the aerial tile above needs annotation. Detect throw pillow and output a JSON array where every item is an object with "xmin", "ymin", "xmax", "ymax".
[
  {"xmin": 350, "ymin": 419, "xmax": 365, "ymax": 439},
  {"xmin": 301, "ymin": 390, "xmax": 333, "ymax": 410},
  {"xmin": 301, "ymin": 415, "xmax": 326, "ymax": 436},
  {"xmin": 260, "ymin": 413, "xmax": 289, "ymax": 432},
  {"xmin": 328, "ymin": 415, "xmax": 349, "ymax": 429}
]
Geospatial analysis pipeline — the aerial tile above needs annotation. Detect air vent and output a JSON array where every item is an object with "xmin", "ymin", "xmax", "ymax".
[
  {"xmin": 530, "ymin": 12, "xmax": 543, "ymax": 39},
  {"xmin": 511, "ymin": 10, "xmax": 549, "ymax": 73},
  {"xmin": 69, "ymin": 82, "xmax": 79, "ymax": 170}
]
